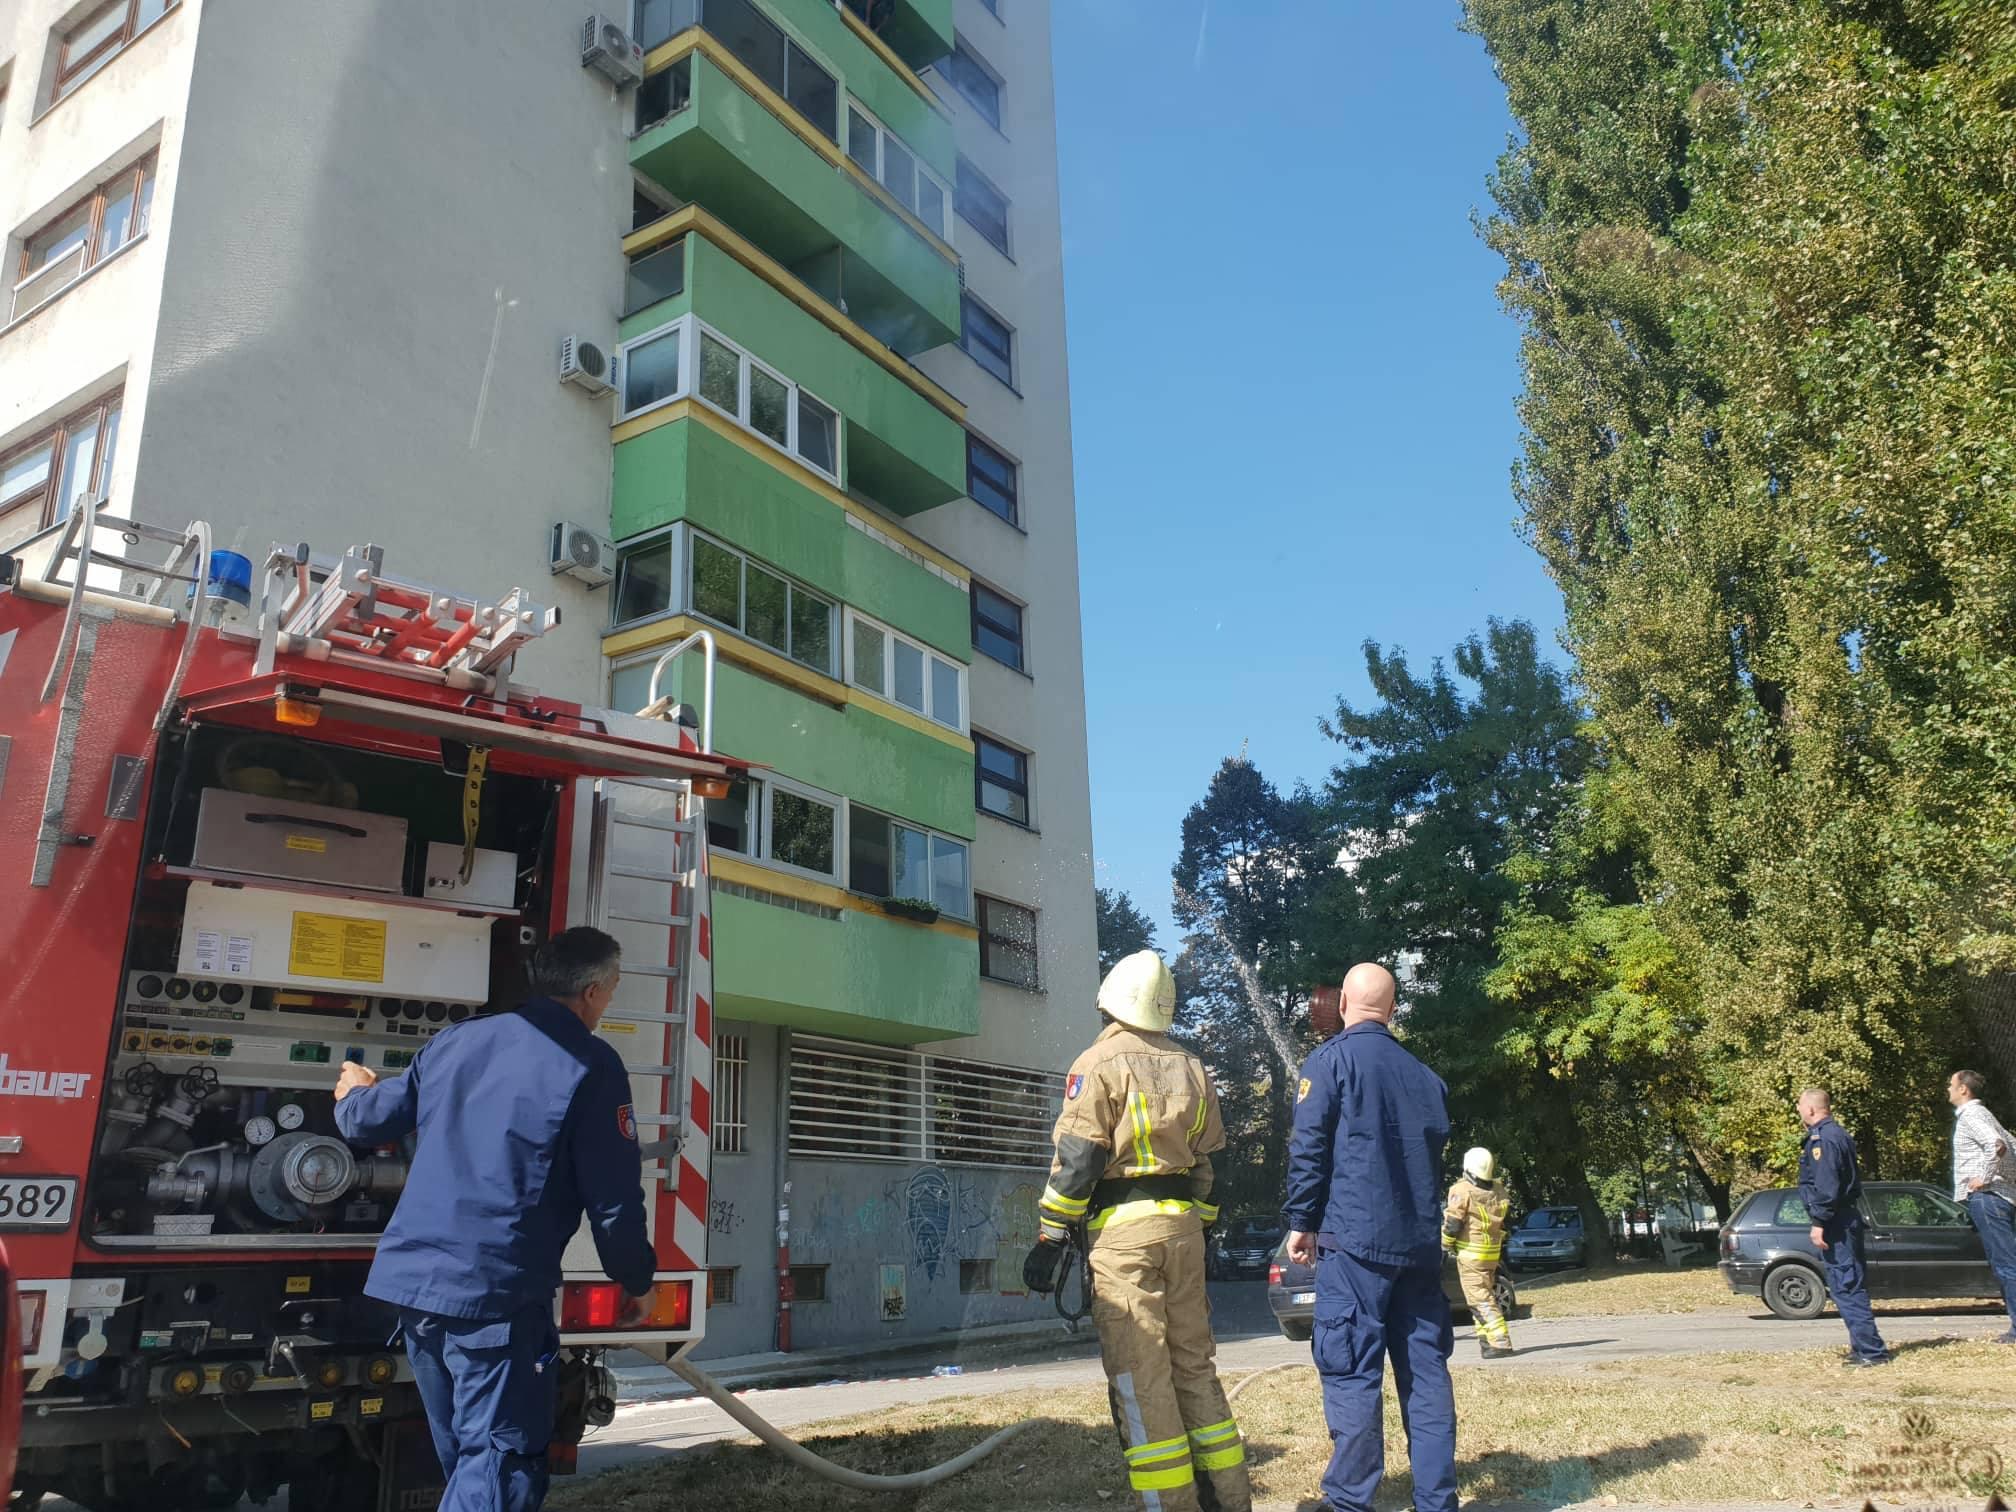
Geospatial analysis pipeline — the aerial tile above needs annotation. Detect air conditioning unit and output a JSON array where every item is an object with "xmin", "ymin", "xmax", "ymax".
[
  {"xmin": 582, "ymin": 15, "xmax": 643, "ymax": 86},
  {"xmin": 559, "ymin": 334, "xmax": 616, "ymax": 397},
  {"xmin": 550, "ymin": 521, "xmax": 617, "ymax": 587}
]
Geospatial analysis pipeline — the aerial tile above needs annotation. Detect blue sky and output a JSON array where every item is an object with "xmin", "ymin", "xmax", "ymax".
[{"xmin": 1053, "ymin": 1, "xmax": 1567, "ymax": 947}]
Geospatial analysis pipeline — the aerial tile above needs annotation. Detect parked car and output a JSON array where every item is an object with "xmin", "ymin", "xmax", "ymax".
[
  {"xmin": 1209, "ymin": 1217, "xmax": 1286, "ymax": 1281},
  {"xmin": 2, "ymin": 1238, "xmax": 17, "ymax": 1506},
  {"xmin": 1719, "ymin": 1181, "xmax": 2003, "ymax": 1320},
  {"xmin": 1267, "ymin": 1238, "xmax": 1518, "ymax": 1342},
  {"xmin": 1507, "ymin": 1206, "xmax": 1588, "ymax": 1271}
]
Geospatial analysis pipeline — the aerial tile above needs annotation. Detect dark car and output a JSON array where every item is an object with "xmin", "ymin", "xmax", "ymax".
[
  {"xmin": 1719, "ymin": 1181, "xmax": 2002, "ymax": 1320},
  {"xmin": 1209, "ymin": 1217, "xmax": 1286, "ymax": 1281},
  {"xmin": 1267, "ymin": 1238, "xmax": 1518, "ymax": 1342},
  {"xmin": 1505, "ymin": 1206, "xmax": 1587, "ymax": 1272}
]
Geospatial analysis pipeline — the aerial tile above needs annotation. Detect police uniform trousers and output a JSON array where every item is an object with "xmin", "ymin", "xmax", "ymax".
[
  {"xmin": 402, "ymin": 1302, "xmax": 559, "ymax": 1512},
  {"xmin": 1818, "ymin": 1214, "xmax": 1888, "ymax": 1359},
  {"xmin": 1456, "ymin": 1258, "xmax": 1510, "ymax": 1349},
  {"xmin": 1311, "ymin": 1246, "xmax": 1458, "ymax": 1512},
  {"xmin": 1089, "ymin": 1214, "xmax": 1252, "ymax": 1512}
]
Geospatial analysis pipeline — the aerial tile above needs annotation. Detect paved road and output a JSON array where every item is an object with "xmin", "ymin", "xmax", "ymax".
[{"xmin": 42, "ymin": 1282, "xmax": 2014, "ymax": 1508}]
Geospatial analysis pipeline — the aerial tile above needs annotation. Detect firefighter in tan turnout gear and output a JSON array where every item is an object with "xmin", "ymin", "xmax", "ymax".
[
  {"xmin": 1443, "ymin": 1146, "xmax": 1514, "ymax": 1358},
  {"xmin": 1022, "ymin": 951, "xmax": 1252, "ymax": 1512}
]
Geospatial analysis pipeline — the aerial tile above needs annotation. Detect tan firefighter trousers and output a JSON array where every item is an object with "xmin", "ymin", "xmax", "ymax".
[
  {"xmin": 1458, "ymin": 1258, "xmax": 1510, "ymax": 1347},
  {"xmin": 1089, "ymin": 1220, "xmax": 1252, "ymax": 1512}
]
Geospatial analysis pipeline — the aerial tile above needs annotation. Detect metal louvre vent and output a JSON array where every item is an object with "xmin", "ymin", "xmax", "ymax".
[{"xmin": 788, "ymin": 1034, "xmax": 1061, "ymax": 1169}]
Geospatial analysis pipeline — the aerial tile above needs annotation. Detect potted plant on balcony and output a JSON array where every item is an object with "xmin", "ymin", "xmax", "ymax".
[{"xmin": 882, "ymin": 896, "xmax": 940, "ymax": 924}]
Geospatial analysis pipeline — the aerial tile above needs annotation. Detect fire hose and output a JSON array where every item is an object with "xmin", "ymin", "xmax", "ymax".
[{"xmin": 658, "ymin": 1223, "xmax": 1092, "ymax": 1491}]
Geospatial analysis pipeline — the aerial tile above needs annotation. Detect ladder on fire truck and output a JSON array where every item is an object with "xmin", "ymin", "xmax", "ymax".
[{"xmin": 577, "ymin": 635, "xmax": 723, "ymax": 1276}]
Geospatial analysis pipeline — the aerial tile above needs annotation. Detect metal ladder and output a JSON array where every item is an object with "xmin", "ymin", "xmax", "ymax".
[{"xmin": 588, "ymin": 774, "xmax": 705, "ymax": 1169}]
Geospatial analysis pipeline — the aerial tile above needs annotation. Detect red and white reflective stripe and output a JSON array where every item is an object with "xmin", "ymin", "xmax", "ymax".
[{"xmin": 662, "ymin": 723, "xmax": 712, "ymax": 1272}]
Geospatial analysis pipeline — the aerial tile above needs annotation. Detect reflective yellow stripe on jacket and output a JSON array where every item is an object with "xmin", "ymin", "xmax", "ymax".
[
  {"xmin": 1087, "ymin": 1197, "xmax": 1198, "ymax": 1232},
  {"xmin": 1446, "ymin": 1237, "xmax": 1503, "ymax": 1262}
]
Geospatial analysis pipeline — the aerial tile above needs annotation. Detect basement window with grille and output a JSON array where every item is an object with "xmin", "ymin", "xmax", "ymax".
[
  {"xmin": 714, "ymin": 1032, "xmax": 750, "ymax": 1154},
  {"xmin": 787, "ymin": 1035, "xmax": 1060, "ymax": 1169}
]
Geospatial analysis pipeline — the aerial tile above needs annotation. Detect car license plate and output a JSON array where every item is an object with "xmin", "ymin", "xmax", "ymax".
[
  {"xmin": 1291, "ymin": 1290, "xmax": 1316, "ymax": 1304},
  {"xmin": 0, "ymin": 1176, "xmax": 79, "ymax": 1230}
]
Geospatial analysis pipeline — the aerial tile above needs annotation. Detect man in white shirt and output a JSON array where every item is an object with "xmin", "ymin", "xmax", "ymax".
[{"xmin": 1947, "ymin": 1069, "xmax": 2016, "ymax": 1342}]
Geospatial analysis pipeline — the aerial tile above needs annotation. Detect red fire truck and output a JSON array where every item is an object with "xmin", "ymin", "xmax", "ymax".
[{"xmin": 0, "ymin": 505, "xmax": 744, "ymax": 1510}]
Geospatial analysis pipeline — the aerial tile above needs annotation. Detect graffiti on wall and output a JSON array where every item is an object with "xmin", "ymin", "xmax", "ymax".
[
  {"xmin": 711, "ymin": 1198, "xmax": 744, "ymax": 1236},
  {"xmin": 879, "ymin": 1263, "xmax": 907, "ymax": 1321},
  {"xmin": 894, "ymin": 1167, "xmax": 1001, "ymax": 1281},
  {"xmin": 995, "ymin": 1183, "xmax": 1042, "ymax": 1298}
]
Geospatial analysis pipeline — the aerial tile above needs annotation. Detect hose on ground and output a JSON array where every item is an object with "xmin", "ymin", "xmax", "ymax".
[
  {"xmin": 668, "ymin": 1355, "xmax": 1033, "ymax": 1491},
  {"xmin": 1226, "ymin": 1360, "xmax": 1306, "ymax": 1406}
]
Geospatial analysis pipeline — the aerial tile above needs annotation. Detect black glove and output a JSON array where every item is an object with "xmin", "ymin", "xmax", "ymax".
[{"xmin": 1023, "ymin": 1236, "xmax": 1065, "ymax": 1296}]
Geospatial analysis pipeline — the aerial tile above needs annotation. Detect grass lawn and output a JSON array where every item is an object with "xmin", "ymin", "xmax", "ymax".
[{"xmin": 553, "ymin": 1338, "xmax": 2016, "ymax": 1511}]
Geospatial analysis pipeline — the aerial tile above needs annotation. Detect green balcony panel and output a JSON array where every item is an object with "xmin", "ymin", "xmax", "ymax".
[
  {"xmin": 633, "ymin": 51, "xmax": 959, "ymax": 357},
  {"xmin": 713, "ymin": 890, "xmax": 978, "ymax": 1044},
  {"xmin": 654, "ymin": 656, "xmax": 974, "ymax": 839},
  {"xmin": 613, "ymin": 417, "xmax": 970, "ymax": 658},
  {"xmin": 621, "ymin": 236, "xmax": 964, "ymax": 514},
  {"xmin": 762, "ymin": 0, "xmax": 954, "ymax": 178},
  {"xmin": 838, "ymin": 0, "xmax": 953, "ymax": 75}
]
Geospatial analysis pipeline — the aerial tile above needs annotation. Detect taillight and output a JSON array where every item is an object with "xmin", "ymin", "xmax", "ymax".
[
  {"xmin": 560, "ymin": 1279, "xmax": 693, "ymax": 1331},
  {"xmin": 1719, "ymin": 1227, "xmax": 1735, "ymax": 1259},
  {"xmin": 1267, "ymin": 1263, "xmax": 1282, "ymax": 1286}
]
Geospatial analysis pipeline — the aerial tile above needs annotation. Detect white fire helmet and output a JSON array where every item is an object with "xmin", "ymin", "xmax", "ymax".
[
  {"xmin": 1098, "ymin": 950, "xmax": 1177, "ymax": 1033},
  {"xmin": 1463, "ymin": 1146, "xmax": 1496, "ymax": 1182}
]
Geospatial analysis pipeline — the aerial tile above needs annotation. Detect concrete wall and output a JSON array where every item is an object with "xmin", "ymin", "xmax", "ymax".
[
  {"xmin": 907, "ymin": 0, "xmax": 1100, "ymax": 1070},
  {"xmin": 0, "ymin": 0, "xmax": 198, "ymax": 529},
  {"xmin": 696, "ymin": 1019, "xmax": 783, "ymax": 1359},
  {"xmin": 133, "ymin": 0, "xmax": 635, "ymax": 698}
]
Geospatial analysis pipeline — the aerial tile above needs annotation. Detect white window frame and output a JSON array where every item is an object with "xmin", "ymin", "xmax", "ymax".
[
  {"xmin": 844, "ymin": 96, "xmax": 951, "ymax": 239},
  {"xmin": 843, "ymin": 607, "xmax": 966, "ymax": 732},
  {"xmin": 847, "ymin": 805, "xmax": 972, "ymax": 921},
  {"xmin": 687, "ymin": 526, "xmax": 839, "ymax": 677},
  {"xmin": 616, "ymin": 314, "xmax": 845, "ymax": 485},
  {"xmin": 756, "ymin": 772, "xmax": 845, "ymax": 885},
  {"xmin": 609, "ymin": 524, "xmax": 684, "ymax": 632}
]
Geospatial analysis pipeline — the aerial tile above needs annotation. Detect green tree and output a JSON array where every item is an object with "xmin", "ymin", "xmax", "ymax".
[
  {"xmin": 1093, "ymin": 887, "xmax": 1160, "ymax": 979},
  {"xmin": 1171, "ymin": 756, "xmax": 1330, "ymax": 1217},
  {"xmin": 1308, "ymin": 621, "xmax": 1621, "ymax": 1243},
  {"xmin": 1463, "ymin": 0, "xmax": 2012, "ymax": 1185}
]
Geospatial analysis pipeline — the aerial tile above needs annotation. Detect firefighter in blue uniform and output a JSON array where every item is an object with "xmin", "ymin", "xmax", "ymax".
[
  {"xmin": 1795, "ymin": 1087, "xmax": 1890, "ymax": 1366},
  {"xmin": 334, "ymin": 927, "xmax": 657, "ymax": 1511},
  {"xmin": 1283, "ymin": 963, "xmax": 1457, "ymax": 1512}
]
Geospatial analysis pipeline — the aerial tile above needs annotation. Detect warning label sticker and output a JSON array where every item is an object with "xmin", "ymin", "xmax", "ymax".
[
  {"xmin": 288, "ymin": 913, "xmax": 387, "ymax": 983},
  {"xmin": 285, "ymin": 835, "xmax": 328, "ymax": 854}
]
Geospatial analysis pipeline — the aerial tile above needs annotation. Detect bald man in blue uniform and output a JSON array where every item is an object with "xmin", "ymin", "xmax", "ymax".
[
  {"xmin": 1284, "ymin": 963, "xmax": 1457, "ymax": 1512},
  {"xmin": 334, "ymin": 927, "xmax": 656, "ymax": 1511}
]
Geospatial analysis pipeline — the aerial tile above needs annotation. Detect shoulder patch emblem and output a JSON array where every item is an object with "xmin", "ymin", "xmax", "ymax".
[
  {"xmin": 1066, "ymin": 1074, "xmax": 1084, "ymax": 1101},
  {"xmin": 1810, "ymin": 1143, "xmax": 1822, "ymax": 1160},
  {"xmin": 617, "ymin": 1104, "xmax": 637, "ymax": 1142},
  {"xmin": 1297, "ymin": 1077, "xmax": 1312, "ymax": 1103}
]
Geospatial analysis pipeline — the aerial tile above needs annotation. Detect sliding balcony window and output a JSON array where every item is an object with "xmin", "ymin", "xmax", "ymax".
[
  {"xmin": 12, "ymin": 156, "xmax": 155, "ymax": 321},
  {"xmin": 706, "ymin": 773, "xmax": 842, "ymax": 882},
  {"xmin": 850, "ymin": 807, "xmax": 970, "ymax": 920},
  {"xmin": 52, "ymin": 0, "xmax": 175, "ymax": 102},
  {"xmin": 844, "ymin": 99, "xmax": 949, "ymax": 238},
  {"xmin": 0, "ymin": 393, "xmax": 121, "ymax": 548},
  {"xmin": 625, "ymin": 235, "xmax": 687, "ymax": 316},
  {"xmin": 636, "ymin": 0, "xmax": 837, "ymax": 141},
  {"xmin": 691, "ymin": 531, "xmax": 837, "ymax": 676},
  {"xmin": 845, "ymin": 610, "xmax": 964, "ymax": 731},
  {"xmin": 617, "ymin": 315, "xmax": 843, "ymax": 484}
]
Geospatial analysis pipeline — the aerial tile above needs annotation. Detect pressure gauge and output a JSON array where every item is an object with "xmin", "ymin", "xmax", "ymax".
[
  {"xmin": 244, "ymin": 1115, "xmax": 277, "ymax": 1148},
  {"xmin": 276, "ymin": 1103, "xmax": 306, "ymax": 1132}
]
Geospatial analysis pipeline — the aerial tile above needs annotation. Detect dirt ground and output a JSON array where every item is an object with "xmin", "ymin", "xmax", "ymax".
[{"xmin": 551, "ymin": 1336, "xmax": 2016, "ymax": 1511}]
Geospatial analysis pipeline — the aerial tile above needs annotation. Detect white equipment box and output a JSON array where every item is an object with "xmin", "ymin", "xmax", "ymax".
[
  {"xmin": 421, "ymin": 842, "xmax": 519, "ymax": 911},
  {"xmin": 175, "ymin": 881, "xmax": 491, "ymax": 1003}
]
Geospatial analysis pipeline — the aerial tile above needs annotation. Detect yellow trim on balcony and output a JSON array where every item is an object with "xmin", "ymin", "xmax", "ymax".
[
  {"xmin": 641, "ymin": 30, "xmax": 959, "ymax": 267},
  {"xmin": 609, "ymin": 399, "xmax": 971, "ymax": 585},
  {"xmin": 625, "ymin": 205, "xmax": 965, "ymax": 423},
  {"xmin": 603, "ymin": 613, "xmax": 976, "ymax": 754},
  {"xmin": 833, "ymin": 6, "xmax": 955, "ymax": 121},
  {"xmin": 711, "ymin": 854, "xmax": 982, "ymax": 940}
]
